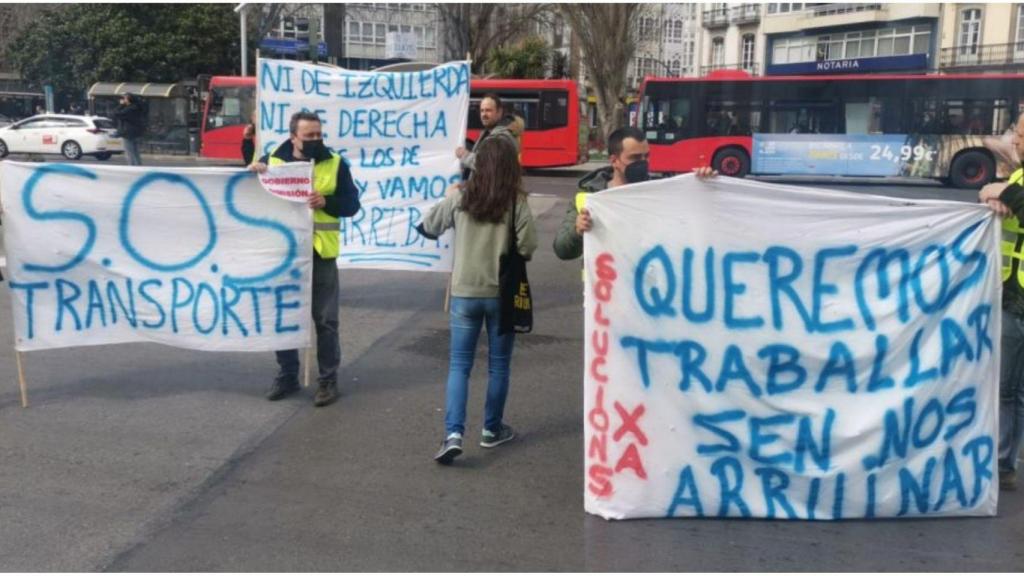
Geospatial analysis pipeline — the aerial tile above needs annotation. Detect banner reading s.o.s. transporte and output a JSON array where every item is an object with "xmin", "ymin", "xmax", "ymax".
[
  {"xmin": 257, "ymin": 58, "xmax": 470, "ymax": 272},
  {"xmin": 1, "ymin": 161, "xmax": 313, "ymax": 352},
  {"xmin": 583, "ymin": 175, "xmax": 1000, "ymax": 520}
]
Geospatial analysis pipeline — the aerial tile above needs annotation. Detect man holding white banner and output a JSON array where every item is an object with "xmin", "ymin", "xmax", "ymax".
[
  {"xmin": 250, "ymin": 111, "xmax": 361, "ymax": 407},
  {"xmin": 979, "ymin": 113, "xmax": 1024, "ymax": 490}
]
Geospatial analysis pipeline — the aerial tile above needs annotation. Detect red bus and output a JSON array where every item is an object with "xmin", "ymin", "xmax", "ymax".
[
  {"xmin": 468, "ymin": 78, "xmax": 580, "ymax": 168},
  {"xmin": 638, "ymin": 70, "xmax": 1024, "ymax": 188},
  {"xmin": 201, "ymin": 75, "xmax": 581, "ymax": 168},
  {"xmin": 200, "ymin": 76, "xmax": 256, "ymax": 160}
]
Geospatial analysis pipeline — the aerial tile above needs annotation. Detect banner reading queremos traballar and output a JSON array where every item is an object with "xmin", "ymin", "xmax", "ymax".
[
  {"xmin": 583, "ymin": 175, "xmax": 1001, "ymax": 519},
  {"xmin": 257, "ymin": 58, "xmax": 470, "ymax": 272},
  {"xmin": 0, "ymin": 161, "xmax": 313, "ymax": 352}
]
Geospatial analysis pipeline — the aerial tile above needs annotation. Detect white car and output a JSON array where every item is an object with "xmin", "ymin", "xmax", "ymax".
[{"xmin": 0, "ymin": 114, "xmax": 123, "ymax": 161}]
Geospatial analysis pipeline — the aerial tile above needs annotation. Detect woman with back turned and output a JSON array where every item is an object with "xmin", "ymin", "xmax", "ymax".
[{"xmin": 420, "ymin": 136, "xmax": 538, "ymax": 464}]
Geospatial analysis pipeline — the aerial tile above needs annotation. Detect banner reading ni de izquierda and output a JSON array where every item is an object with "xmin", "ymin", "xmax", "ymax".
[
  {"xmin": 583, "ymin": 175, "xmax": 1000, "ymax": 520},
  {"xmin": 1, "ymin": 162, "xmax": 313, "ymax": 352},
  {"xmin": 257, "ymin": 58, "xmax": 470, "ymax": 272}
]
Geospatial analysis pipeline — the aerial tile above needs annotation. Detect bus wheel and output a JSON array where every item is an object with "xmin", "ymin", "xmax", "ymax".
[
  {"xmin": 712, "ymin": 148, "xmax": 750, "ymax": 178},
  {"xmin": 949, "ymin": 151, "xmax": 994, "ymax": 189}
]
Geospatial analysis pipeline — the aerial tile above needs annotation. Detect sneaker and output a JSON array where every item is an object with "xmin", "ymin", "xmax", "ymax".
[
  {"xmin": 480, "ymin": 424, "xmax": 516, "ymax": 448},
  {"xmin": 313, "ymin": 380, "xmax": 338, "ymax": 407},
  {"xmin": 434, "ymin": 434, "xmax": 463, "ymax": 465},
  {"xmin": 1001, "ymin": 469, "xmax": 1017, "ymax": 491},
  {"xmin": 266, "ymin": 374, "xmax": 299, "ymax": 401}
]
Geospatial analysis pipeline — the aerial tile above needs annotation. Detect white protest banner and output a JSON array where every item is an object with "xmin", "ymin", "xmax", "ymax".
[
  {"xmin": 257, "ymin": 58, "xmax": 470, "ymax": 272},
  {"xmin": 258, "ymin": 161, "xmax": 313, "ymax": 203},
  {"xmin": 0, "ymin": 161, "xmax": 313, "ymax": 352},
  {"xmin": 386, "ymin": 32, "xmax": 418, "ymax": 60},
  {"xmin": 583, "ymin": 175, "xmax": 1000, "ymax": 520}
]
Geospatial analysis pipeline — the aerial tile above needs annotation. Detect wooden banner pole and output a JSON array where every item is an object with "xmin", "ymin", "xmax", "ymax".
[
  {"xmin": 303, "ymin": 347, "xmax": 312, "ymax": 388},
  {"xmin": 444, "ymin": 273, "xmax": 452, "ymax": 312},
  {"xmin": 15, "ymin": 350, "xmax": 28, "ymax": 408}
]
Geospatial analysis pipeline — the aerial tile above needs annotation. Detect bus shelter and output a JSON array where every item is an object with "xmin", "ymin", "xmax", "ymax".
[{"xmin": 87, "ymin": 81, "xmax": 198, "ymax": 154}]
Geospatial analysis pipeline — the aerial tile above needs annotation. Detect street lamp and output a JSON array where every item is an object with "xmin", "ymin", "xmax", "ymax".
[{"xmin": 235, "ymin": 3, "xmax": 248, "ymax": 77}]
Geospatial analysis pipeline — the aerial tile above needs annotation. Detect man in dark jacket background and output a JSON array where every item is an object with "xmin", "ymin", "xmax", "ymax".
[
  {"xmin": 455, "ymin": 93, "xmax": 519, "ymax": 175},
  {"xmin": 113, "ymin": 93, "xmax": 146, "ymax": 166}
]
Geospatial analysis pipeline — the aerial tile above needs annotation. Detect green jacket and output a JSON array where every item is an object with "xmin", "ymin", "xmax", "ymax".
[
  {"xmin": 422, "ymin": 188, "xmax": 538, "ymax": 298},
  {"xmin": 552, "ymin": 166, "xmax": 613, "ymax": 260}
]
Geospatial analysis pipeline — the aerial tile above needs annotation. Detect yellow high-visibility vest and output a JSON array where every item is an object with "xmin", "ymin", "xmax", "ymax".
[
  {"xmin": 1002, "ymin": 167, "xmax": 1024, "ymax": 286},
  {"xmin": 269, "ymin": 152, "xmax": 342, "ymax": 259}
]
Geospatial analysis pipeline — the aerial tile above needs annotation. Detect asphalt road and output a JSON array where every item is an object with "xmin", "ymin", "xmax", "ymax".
[{"xmin": 0, "ymin": 158, "xmax": 1020, "ymax": 571}]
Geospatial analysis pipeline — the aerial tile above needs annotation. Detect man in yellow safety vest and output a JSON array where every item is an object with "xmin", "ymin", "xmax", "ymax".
[
  {"xmin": 249, "ymin": 111, "xmax": 361, "ymax": 407},
  {"xmin": 979, "ymin": 112, "xmax": 1024, "ymax": 490},
  {"xmin": 978, "ymin": 111, "xmax": 1024, "ymax": 487}
]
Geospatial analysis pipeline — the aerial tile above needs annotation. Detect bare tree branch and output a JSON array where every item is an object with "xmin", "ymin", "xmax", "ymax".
[
  {"xmin": 434, "ymin": 3, "xmax": 554, "ymax": 72},
  {"xmin": 560, "ymin": 4, "xmax": 641, "ymax": 144}
]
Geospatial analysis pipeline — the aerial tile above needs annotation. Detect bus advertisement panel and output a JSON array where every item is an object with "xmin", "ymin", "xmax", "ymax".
[
  {"xmin": 201, "ymin": 74, "xmax": 581, "ymax": 168},
  {"xmin": 637, "ymin": 71, "xmax": 1024, "ymax": 188}
]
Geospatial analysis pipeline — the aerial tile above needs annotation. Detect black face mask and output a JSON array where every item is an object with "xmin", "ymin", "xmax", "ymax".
[
  {"xmin": 624, "ymin": 160, "xmax": 650, "ymax": 184},
  {"xmin": 300, "ymin": 139, "xmax": 326, "ymax": 158}
]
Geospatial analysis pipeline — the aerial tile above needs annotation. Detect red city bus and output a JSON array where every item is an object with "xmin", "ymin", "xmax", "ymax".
[
  {"xmin": 638, "ymin": 70, "xmax": 1024, "ymax": 187},
  {"xmin": 201, "ymin": 75, "xmax": 581, "ymax": 167},
  {"xmin": 468, "ymin": 78, "xmax": 580, "ymax": 168},
  {"xmin": 200, "ymin": 76, "xmax": 256, "ymax": 160}
]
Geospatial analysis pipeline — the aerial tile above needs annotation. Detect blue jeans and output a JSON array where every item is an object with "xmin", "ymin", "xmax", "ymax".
[
  {"xmin": 444, "ymin": 296, "xmax": 515, "ymax": 435},
  {"xmin": 123, "ymin": 137, "xmax": 142, "ymax": 166},
  {"xmin": 1001, "ymin": 310, "xmax": 1024, "ymax": 472}
]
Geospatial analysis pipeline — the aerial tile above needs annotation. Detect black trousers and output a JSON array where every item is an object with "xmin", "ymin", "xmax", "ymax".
[{"xmin": 275, "ymin": 254, "xmax": 340, "ymax": 383}]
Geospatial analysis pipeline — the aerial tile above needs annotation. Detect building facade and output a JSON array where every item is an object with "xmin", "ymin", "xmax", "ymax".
[
  {"xmin": 760, "ymin": 3, "xmax": 940, "ymax": 75},
  {"xmin": 257, "ymin": 3, "xmax": 443, "ymax": 69},
  {"xmin": 700, "ymin": 2, "xmax": 765, "ymax": 76},
  {"xmin": 628, "ymin": 4, "xmax": 702, "ymax": 89},
  {"xmin": 341, "ymin": 3, "xmax": 442, "ymax": 65},
  {"xmin": 937, "ymin": 3, "xmax": 1024, "ymax": 73}
]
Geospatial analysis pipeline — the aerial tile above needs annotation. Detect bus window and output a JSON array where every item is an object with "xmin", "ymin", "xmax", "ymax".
[
  {"xmin": 505, "ymin": 99, "xmax": 540, "ymax": 130},
  {"xmin": 767, "ymin": 101, "xmax": 839, "ymax": 134},
  {"xmin": 205, "ymin": 86, "xmax": 252, "ymax": 131},
  {"xmin": 943, "ymin": 99, "xmax": 1000, "ymax": 135},
  {"xmin": 844, "ymin": 98, "xmax": 899, "ymax": 134},
  {"xmin": 993, "ymin": 99, "xmax": 1012, "ymax": 135},
  {"xmin": 540, "ymin": 91, "xmax": 568, "ymax": 129},
  {"xmin": 642, "ymin": 95, "xmax": 690, "ymax": 142},
  {"xmin": 469, "ymin": 94, "xmax": 542, "ymax": 131},
  {"xmin": 906, "ymin": 98, "xmax": 942, "ymax": 134},
  {"xmin": 705, "ymin": 100, "xmax": 761, "ymax": 136}
]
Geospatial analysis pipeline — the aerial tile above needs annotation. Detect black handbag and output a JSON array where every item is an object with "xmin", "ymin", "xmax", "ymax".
[{"xmin": 498, "ymin": 197, "xmax": 532, "ymax": 335}]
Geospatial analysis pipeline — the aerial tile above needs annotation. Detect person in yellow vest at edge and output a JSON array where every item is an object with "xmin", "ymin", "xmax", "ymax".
[
  {"xmin": 553, "ymin": 126, "xmax": 717, "ymax": 261},
  {"xmin": 979, "ymin": 112, "xmax": 1024, "ymax": 490},
  {"xmin": 248, "ymin": 111, "xmax": 361, "ymax": 407}
]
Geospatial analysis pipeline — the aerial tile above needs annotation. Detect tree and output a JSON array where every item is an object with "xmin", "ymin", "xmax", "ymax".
[
  {"xmin": 6, "ymin": 4, "xmax": 241, "ymax": 98},
  {"xmin": 486, "ymin": 37, "xmax": 551, "ymax": 79},
  {"xmin": 435, "ymin": 3, "xmax": 554, "ymax": 73},
  {"xmin": 0, "ymin": 4, "xmax": 59, "ymax": 72},
  {"xmin": 549, "ymin": 50, "xmax": 569, "ymax": 79},
  {"xmin": 560, "ymin": 4, "xmax": 641, "ymax": 144}
]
